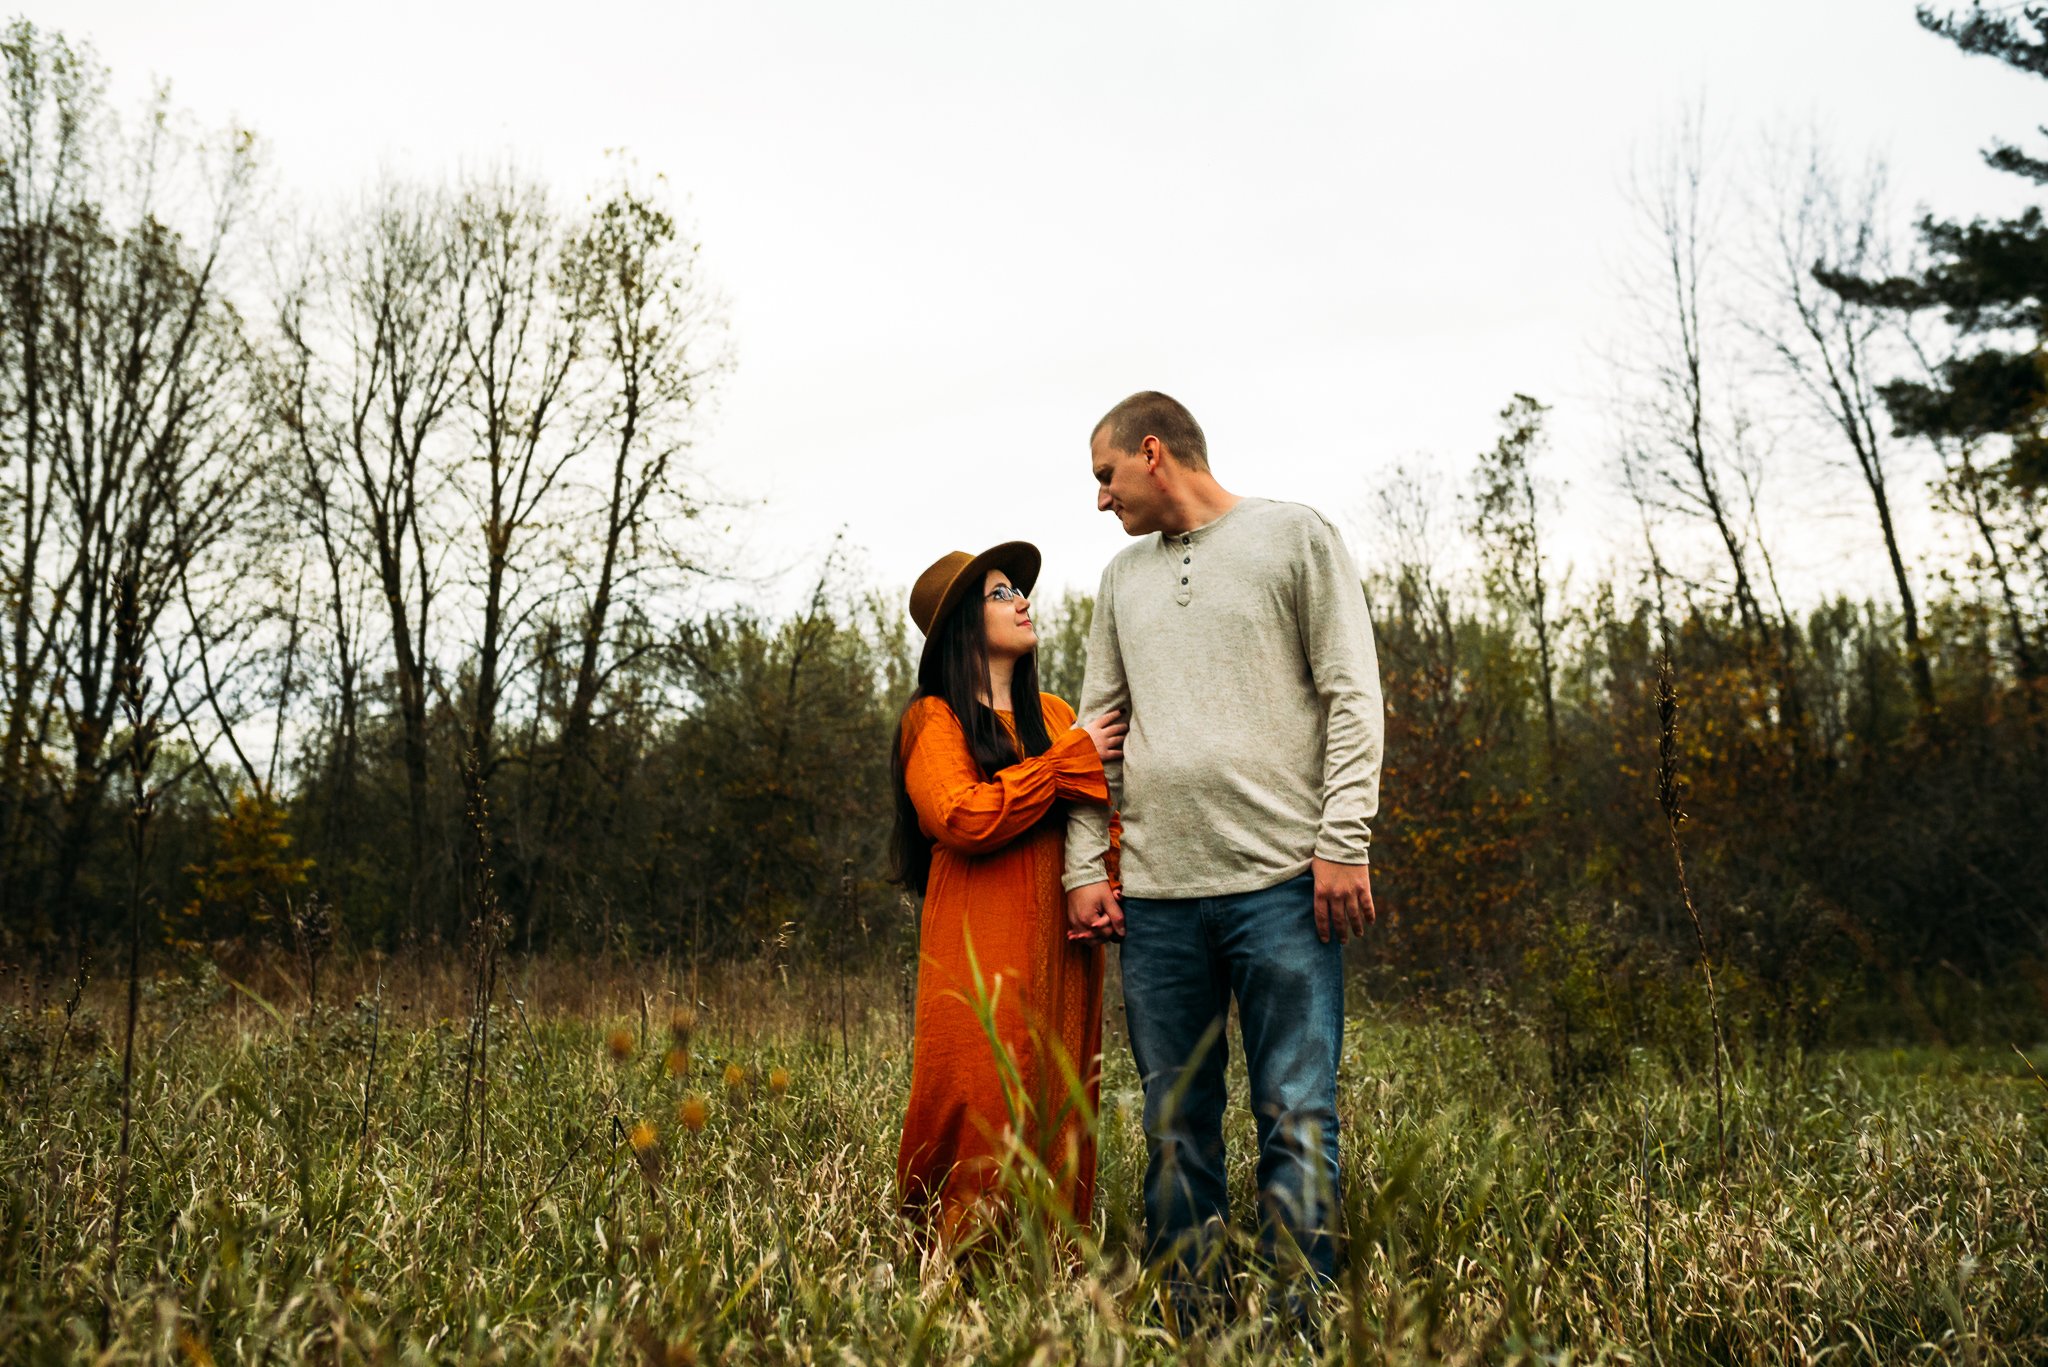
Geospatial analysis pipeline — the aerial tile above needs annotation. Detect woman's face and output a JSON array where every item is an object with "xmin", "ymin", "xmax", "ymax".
[{"xmin": 981, "ymin": 568, "xmax": 1037, "ymax": 662}]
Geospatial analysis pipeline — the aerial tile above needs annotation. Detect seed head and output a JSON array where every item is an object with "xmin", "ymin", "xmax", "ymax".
[
  {"xmin": 664, "ymin": 1342, "xmax": 698, "ymax": 1367},
  {"xmin": 668, "ymin": 1007, "xmax": 696, "ymax": 1044},
  {"xmin": 678, "ymin": 1094, "xmax": 709, "ymax": 1131},
  {"xmin": 664, "ymin": 1046, "xmax": 690, "ymax": 1078},
  {"xmin": 1655, "ymin": 660, "xmax": 1685, "ymax": 827},
  {"xmin": 768, "ymin": 1066, "xmax": 791, "ymax": 1097},
  {"xmin": 606, "ymin": 1027, "xmax": 635, "ymax": 1062},
  {"xmin": 628, "ymin": 1121, "xmax": 665, "ymax": 1187},
  {"xmin": 723, "ymin": 1062, "xmax": 746, "ymax": 1091}
]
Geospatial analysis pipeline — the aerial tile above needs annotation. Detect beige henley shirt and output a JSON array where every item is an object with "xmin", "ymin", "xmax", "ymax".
[{"xmin": 1062, "ymin": 497, "xmax": 1384, "ymax": 900}]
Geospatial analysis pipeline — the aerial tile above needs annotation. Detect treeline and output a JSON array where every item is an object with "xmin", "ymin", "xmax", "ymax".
[
  {"xmin": 1, "ymin": 14, "xmax": 2045, "ymax": 1047},
  {"xmin": 0, "ymin": 18, "xmax": 757, "ymax": 956},
  {"xmin": 1367, "ymin": 491, "xmax": 2045, "ymax": 1057},
  {"xmin": 1359, "ymin": 3, "xmax": 2048, "ymax": 1052}
]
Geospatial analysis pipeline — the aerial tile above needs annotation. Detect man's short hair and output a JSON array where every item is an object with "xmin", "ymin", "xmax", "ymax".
[{"xmin": 1092, "ymin": 391, "xmax": 1209, "ymax": 471}]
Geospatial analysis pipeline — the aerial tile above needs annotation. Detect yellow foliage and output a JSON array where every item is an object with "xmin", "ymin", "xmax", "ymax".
[{"xmin": 178, "ymin": 791, "xmax": 314, "ymax": 942}]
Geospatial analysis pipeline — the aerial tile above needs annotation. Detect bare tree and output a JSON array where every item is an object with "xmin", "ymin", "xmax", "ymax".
[
  {"xmin": 523, "ymin": 179, "xmax": 726, "ymax": 948},
  {"xmin": 444, "ymin": 172, "xmax": 597, "ymax": 939},
  {"xmin": 1471, "ymin": 394, "xmax": 1563, "ymax": 777},
  {"xmin": 26, "ymin": 93, "xmax": 263, "ymax": 939},
  {"xmin": 0, "ymin": 22, "xmax": 94, "ymax": 926},
  {"xmin": 277, "ymin": 183, "xmax": 468, "ymax": 941},
  {"xmin": 1619, "ymin": 438, "xmax": 1677, "ymax": 643},
  {"xmin": 1368, "ymin": 459, "xmax": 1461, "ymax": 683},
  {"xmin": 274, "ymin": 328, "xmax": 377, "ymax": 885},
  {"xmin": 1619, "ymin": 107, "xmax": 1810, "ymax": 750},
  {"xmin": 1895, "ymin": 322, "xmax": 2044, "ymax": 685},
  {"xmin": 1622, "ymin": 110, "xmax": 1770, "ymax": 646},
  {"xmin": 453, "ymin": 172, "xmax": 590, "ymax": 788},
  {"xmin": 1753, "ymin": 142, "xmax": 1937, "ymax": 716}
]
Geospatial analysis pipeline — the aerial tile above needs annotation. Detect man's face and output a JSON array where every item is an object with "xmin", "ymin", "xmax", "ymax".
[{"xmin": 1091, "ymin": 429, "xmax": 1161, "ymax": 536}]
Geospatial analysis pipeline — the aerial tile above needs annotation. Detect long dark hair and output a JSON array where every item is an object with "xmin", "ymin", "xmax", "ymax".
[{"xmin": 888, "ymin": 583, "xmax": 1055, "ymax": 895}]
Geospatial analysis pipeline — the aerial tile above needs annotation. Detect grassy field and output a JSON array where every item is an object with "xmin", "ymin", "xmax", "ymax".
[{"xmin": 2, "ymin": 955, "xmax": 2044, "ymax": 1364}]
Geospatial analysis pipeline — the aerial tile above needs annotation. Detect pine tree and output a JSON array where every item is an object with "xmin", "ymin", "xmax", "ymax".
[{"xmin": 1818, "ymin": 6, "xmax": 2048, "ymax": 486}]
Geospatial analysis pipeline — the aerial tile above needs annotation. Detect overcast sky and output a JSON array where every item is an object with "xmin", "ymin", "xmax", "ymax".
[{"xmin": 46, "ymin": 0, "xmax": 2048, "ymax": 613}]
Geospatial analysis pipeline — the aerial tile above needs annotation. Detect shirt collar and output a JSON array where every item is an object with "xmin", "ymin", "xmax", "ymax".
[{"xmin": 1159, "ymin": 497, "xmax": 1250, "ymax": 548}]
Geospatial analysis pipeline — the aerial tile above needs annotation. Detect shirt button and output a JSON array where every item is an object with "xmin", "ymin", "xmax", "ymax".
[
  {"xmin": 1180, "ymin": 577, "xmax": 1189, "ymax": 584},
  {"xmin": 1182, "ymin": 556, "xmax": 1190, "ymax": 564}
]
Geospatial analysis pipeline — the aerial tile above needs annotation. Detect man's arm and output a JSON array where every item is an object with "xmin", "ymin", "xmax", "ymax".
[
  {"xmin": 1298, "ymin": 513, "xmax": 1384, "ymax": 942},
  {"xmin": 1065, "ymin": 562, "xmax": 1129, "ymax": 940}
]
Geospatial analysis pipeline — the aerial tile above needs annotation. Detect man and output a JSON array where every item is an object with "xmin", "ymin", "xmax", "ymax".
[{"xmin": 1064, "ymin": 391, "xmax": 1383, "ymax": 1301}]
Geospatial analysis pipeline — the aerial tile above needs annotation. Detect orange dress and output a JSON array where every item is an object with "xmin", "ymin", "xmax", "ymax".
[{"xmin": 896, "ymin": 691, "xmax": 1112, "ymax": 1245}]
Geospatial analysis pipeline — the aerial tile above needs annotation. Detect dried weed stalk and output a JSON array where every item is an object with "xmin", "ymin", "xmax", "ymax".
[
  {"xmin": 1656, "ymin": 657, "xmax": 1731, "ymax": 1184},
  {"xmin": 460, "ymin": 749, "xmax": 510, "ymax": 1171}
]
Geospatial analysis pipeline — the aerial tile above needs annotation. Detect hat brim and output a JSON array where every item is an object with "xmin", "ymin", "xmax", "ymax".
[{"xmin": 917, "ymin": 540, "xmax": 1042, "ymax": 667}]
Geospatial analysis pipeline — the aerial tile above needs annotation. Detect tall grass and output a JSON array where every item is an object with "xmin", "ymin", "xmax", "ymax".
[{"xmin": 1, "ymin": 953, "xmax": 2042, "ymax": 1363}]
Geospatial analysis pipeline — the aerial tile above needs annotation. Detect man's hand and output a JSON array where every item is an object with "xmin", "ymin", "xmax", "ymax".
[
  {"xmin": 1065, "ymin": 880, "xmax": 1124, "ymax": 944},
  {"xmin": 1311, "ymin": 858, "xmax": 1375, "ymax": 944}
]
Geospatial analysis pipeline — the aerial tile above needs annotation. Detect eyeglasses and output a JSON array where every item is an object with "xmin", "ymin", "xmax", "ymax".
[{"xmin": 985, "ymin": 584, "xmax": 1027, "ymax": 603}]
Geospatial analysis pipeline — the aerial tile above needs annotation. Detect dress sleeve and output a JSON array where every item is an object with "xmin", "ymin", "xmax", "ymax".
[
  {"xmin": 903, "ymin": 700, "xmax": 1107, "ymax": 855},
  {"xmin": 1038, "ymin": 694, "xmax": 1113, "ymax": 804}
]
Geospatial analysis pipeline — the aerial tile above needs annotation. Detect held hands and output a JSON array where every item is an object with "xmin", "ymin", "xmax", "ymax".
[
  {"xmin": 1311, "ymin": 857, "xmax": 1375, "ymax": 945},
  {"xmin": 1067, "ymin": 862, "xmax": 1369, "ymax": 944},
  {"xmin": 1077, "ymin": 709, "xmax": 1127, "ymax": 762},
  {"xmin": 1065, "ymin": 880, "xmax": 1123, "ymax": 944}
]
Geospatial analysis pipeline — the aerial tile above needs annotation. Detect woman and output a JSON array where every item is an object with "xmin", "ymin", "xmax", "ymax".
[{"xmin": 891, "ymin": 541, "xmax": 1125, "ymax": 1250}]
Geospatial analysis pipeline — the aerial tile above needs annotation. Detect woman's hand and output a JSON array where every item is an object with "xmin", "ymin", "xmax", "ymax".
[
  {"xmin": 1078, "ymin": 709, "xmax": 1127, "ymax": 762},
  {"xmin": 1066, "ymin": 881, "xmax": 1124, "ymax": 943}
]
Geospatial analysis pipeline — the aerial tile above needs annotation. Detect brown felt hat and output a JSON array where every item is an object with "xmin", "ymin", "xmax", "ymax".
[{"xmin": 909, "ymin": 541, "xmax": 1041, "ymax": 655}]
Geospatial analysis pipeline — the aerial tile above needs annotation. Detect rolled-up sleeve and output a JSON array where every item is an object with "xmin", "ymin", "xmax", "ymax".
[{"xmin": 1063, "ymin": 564, "xmax": 1128, "ymax": 890}]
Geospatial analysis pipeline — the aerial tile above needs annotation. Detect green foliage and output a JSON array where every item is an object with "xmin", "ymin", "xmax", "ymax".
[
  {"xmin": 1469, "ymin": 396, "xmax": 1554, "ymax": 625},
  {"xmin": 655, "ymin": 596, "xmax": 910, "ymax": 955},
  {"xmin": 1033, "ymin": 588, "xmax": 1095, "ymax": 709}
]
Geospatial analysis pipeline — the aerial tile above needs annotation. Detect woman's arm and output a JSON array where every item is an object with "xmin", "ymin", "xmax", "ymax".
[
  {"xmin": 1040, "ymin": 693, "xmax": 1118, "ymax": 803},
  {"xmin": 903, "ymin": 701, "xmax": 1107, "ymax": 855}
]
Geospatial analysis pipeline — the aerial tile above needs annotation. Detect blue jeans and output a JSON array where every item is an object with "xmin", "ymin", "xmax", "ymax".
[{"xmin": 1120, "ymin": 870, "xmax": 1344, "ymax": 1283}]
